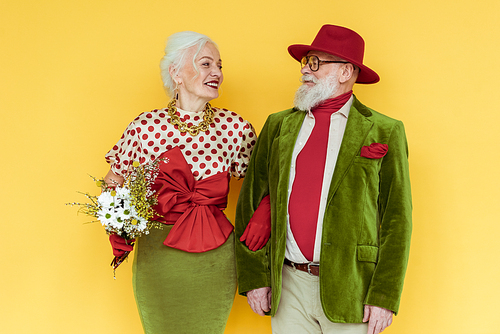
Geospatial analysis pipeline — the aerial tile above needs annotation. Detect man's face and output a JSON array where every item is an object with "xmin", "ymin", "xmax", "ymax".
[
  {"xmin": 293, "ymin": 51, "xmax": 342, "ymax": 111},
  {"xmin": 300, "ymin": 50, "xmax": 341, "ymax": 86}
]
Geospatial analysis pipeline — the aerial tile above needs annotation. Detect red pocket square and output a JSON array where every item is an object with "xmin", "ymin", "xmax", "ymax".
[{"xmin": 360, "ymin": 143, "xmax": 388, "ymax": 159}]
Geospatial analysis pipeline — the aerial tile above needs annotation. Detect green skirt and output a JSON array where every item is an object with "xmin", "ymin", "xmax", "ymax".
[{"xmin": 132, "ymin": 225, "xmax": 237, "ymax": 334}]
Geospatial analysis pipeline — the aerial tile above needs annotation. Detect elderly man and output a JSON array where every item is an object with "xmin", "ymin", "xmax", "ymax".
[{"xmin": 235, "ymin": 24, "xmax": 412, "ymax": 334}]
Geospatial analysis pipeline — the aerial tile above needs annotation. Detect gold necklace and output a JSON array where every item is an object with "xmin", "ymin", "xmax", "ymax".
[{"xmin": 167, "ymin": 99, "xmax": 215, "ymax": 136}]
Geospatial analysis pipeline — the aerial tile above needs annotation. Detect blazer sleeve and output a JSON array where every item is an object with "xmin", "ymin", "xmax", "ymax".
[
  {"xmin": 364, "ymin": 120, "xmax": 412, "ymax": 314},
  {"xmin": 235, "ymin": 117, "xmax": 272, "ymax": 295}
]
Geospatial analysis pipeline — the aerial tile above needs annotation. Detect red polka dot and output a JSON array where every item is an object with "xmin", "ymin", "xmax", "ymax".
[
  {"xmin": 154, "ymin": 119, "xmax": 160, "ymax": 124},
  {"xmin": 185, "ymin": 150, "xmax": 192, "ymax": 156},
  {"xmin": 159, "ymin": 112, "xmax": 166, "ymax": 118},
  {"xmin": 198, "ymin": 150, "xmax": 205, "ymax": 155},
  {"xmin": 154, "ymin": 147, "xmax": 160, "ymax": 152},
  {"xmin": 192, "ymin": 143, "xmax": 198, "ymax": 149},
  {"xmin": 227, "ymin": 117, "xmax": 233, "ymax": 122},
  {"xmin": 173, "ymin": 138, "xmax": 180, "ymax": 143},
  {"xmin": 229, "ymin": 145, "xmax": 233, "ymax": 150},
  {"xmin": 133, "ymin": 141, "xmax": 138, "ymax": 147},
  {"xmin": 139, "ymin": 157, "xmax": 146, "ymax": 163},
  {"xmin": 233, "ymin": 138, "xmax": 238, "ymax": 144},
  {"xmin": 161, "ymin": 125, "xmax": 167, "ymax": 131},
  {"xmin": 216, "ymin": 131, "xmax": 222, "ymax": 136},
  {"xmin": 188, "ymin": 164, "xmax": 193, "ymax": 170},
  {"xmin": 127, "ymin": 151, "xmax": 132, "ymax": 157},
  {"xmin": 205, "ymin": 156, "xmax": 212, "ymax": 161},
  {"xmin": 239, "ymin": 117, "xmax": 244, "ymax": 122},
  {"xmin": 193, "ymin": 171, "xmax": 199, "ymax": 177},
  {"xmin": 143, "ymin": 149, "xmax": 148, "ymax": 154},
  {"xmin": 113, "ymin": 145, "xmax": 119, "ymax": 150},
  {"xmin": 137, "ymin": 128, "xmax": 142, "ymax": 133},
  {"xmin": 236, "ymin": 146, "xmax": 240, "ymax": 151},
  {"xmin": 219, "ymin": 112, "xmax": 225, "ymax": 117},
  {"xmin": 141, "ymin": 120, "xmax": 147, "ymax": 125},
  {"xmin": 142, "ymin": 134, "xmax": 148, "ymax": 140},
  {"xmin": 222, "ymin": 138, "xmax": 228, "ymax": 143},
  {"xmin": 194, "ymin": 116, "xmax": 200, "ymax": 121},
  {"xmin": 148, "ymin": 126, "xmax": 154, "ymax": 132},
  {"xmin": 222, "ymin": 124, "xmax": 227, "ymax": 130},
  {"xmin": 212, "ymin": 162, "xmax": 218, "ymax": 168},
  {"xmin": 166, "ymin": 145, "xmax": 173, "ymax": 150},
  {"xmin": 193, "ymin": 156, "xmax": 199, "ymax": 162},
  {"xmin": 215, "ymin": 118, "xmax": 221, "ymax": 123},
  {"xmin": 211, "ymin": 149, "xmax": 217, "ymax": 154},
  {"xmin": 205, "ymin": 169, "xmax": 211, "ymax": 175},
  {"xmin": 234, "ymin": 123, "xmax": 239, "ymax": 129},
  {"xmin": 223, "ymin": 151, "xmax": 228, "ymax": 157},
  {"xmin": 218, "ymin": 156, "xmax": 223, "ymax": 162},
  {"xmin": 146, "ymin": 114, "xmax": 152, "ymax": 119},
  {"xmin": 204, "ymin": 143, "xmax": 210, "ymax": 149},
  {"xmin": 148, "ymin": 141, "xmax": 154, "ymax": 146},
  {"xmin": 210, "ymin": 136, "xmax": 216, "ymax": 141},
  {"xmin": 150, "ymin": 154, "xmax": 155, "ymax": 160},
  {"xmin": 130, "ymin": 130, "xmax": 136, "ymax": 136},
  {"xmin": 200, "ymin": 163, "xmax": 206, "ymax": 169},
  {"xmin": 186, "ymin": 137, "xmax": 193, "ymax": 143},
  {"xmin": 228, "ymin": 131, "xmax": 233, "ymax": 136},
  {"xmin": 217, "ymin": 144, "xmax": 223, "ymax": 149},
  {"xmin": 179, "ymin": 144, "xmax": 186, "ymax": 149},
  {"xmin": 199, "ymin": 136, "xmax": 205, "ymax": 142},
  {"xmin": 167, "ymin": 131, "xmax": 174, "ymax": 137},
  {"xmin": 249, "ymin": 132, "xmax": 255, "ymax": 138},
  {"xmin": 160, "ymin": 139, "xmax": 166, "ymax": 145},
  {"xmin": 155, "ymin": 133, "xmax": 161, "ymax": 139}
]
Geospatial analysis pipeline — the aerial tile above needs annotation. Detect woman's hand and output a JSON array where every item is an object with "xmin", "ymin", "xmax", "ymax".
[{"xmin": 104, "ymin": 168, "xmax": 124, "ymax": 188}]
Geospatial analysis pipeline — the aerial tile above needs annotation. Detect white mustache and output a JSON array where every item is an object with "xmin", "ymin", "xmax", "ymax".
[{"xmin": 300, "ymin": 75, "xmax": 318, "ymax": 84}]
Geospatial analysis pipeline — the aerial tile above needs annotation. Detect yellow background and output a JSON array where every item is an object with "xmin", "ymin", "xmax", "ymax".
[{"xmin": 1, "ymin": 0, "xmax": 499, "ymax": 333}]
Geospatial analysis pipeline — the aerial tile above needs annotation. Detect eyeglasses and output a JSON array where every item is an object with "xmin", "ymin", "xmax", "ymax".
[{"xmin": 301, "ymin": 55, "xmax": 349, "ymax": 72}]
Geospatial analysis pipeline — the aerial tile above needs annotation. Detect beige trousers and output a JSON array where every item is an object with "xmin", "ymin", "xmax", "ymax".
[{"xmin": 271, "ymin": 264, "xmax": 368, "ymax": 334}]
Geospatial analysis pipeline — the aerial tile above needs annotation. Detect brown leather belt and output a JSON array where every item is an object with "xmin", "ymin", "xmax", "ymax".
[{"xmin": 284, "ymin": 258, "xmax": 320, "ymax": 276}]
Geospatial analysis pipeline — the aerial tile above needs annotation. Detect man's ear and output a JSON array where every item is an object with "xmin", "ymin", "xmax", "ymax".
[{"xmin": 339, "ymin": 63, "xmax": 356, "ymax": 84}]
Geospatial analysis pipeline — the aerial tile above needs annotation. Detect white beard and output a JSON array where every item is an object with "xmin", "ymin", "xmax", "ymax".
[{"xmin": 293, "ymin": 73, "xmax": 340, "ymax": 111}]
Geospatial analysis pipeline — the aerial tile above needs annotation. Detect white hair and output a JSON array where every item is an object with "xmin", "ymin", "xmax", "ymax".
[
  {"xmin": 293, "ymin": 72, "xmax": 340, "ymax": 111},
  {"xmin": 159, "ymin": 31, "xmax": 218, "ymax": 97}
]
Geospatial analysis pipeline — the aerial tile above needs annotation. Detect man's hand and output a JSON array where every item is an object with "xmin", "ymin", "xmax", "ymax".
[
  {"xmin": 246, "ymin": 287, "xmax": 272, "ymax": 316},
  {"xmin": 363, "ymin": 305, "xmax": 393, "ymax": 334}
]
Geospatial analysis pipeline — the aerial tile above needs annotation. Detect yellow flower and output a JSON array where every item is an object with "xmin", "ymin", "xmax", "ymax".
[
  {"xmin": 133, "ymin": 161, "xmax": 140, "ymax": 168},
  {"xmin": 131, "ymin": 219, "xmax": 138, "ymax": 225},
  {"xmin": 96, "ymin": 181, "xmax": 103, "ymax": 187},
  {"xmin": 110, "ymin": 190, "xmax": 116, "ymax": 197}
]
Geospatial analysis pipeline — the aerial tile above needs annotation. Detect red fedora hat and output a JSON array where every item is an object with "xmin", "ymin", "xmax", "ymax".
[{"xmin": 288, "ymin": 25, "xmax": 379, "ymax": 84}]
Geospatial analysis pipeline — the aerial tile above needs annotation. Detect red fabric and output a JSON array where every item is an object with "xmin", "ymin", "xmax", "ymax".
[
  {"xmin": 152, "ymin": 146, "xmax": 233, "ymax": 253},
  {"xmin": 109, "ymin": 234, "xmax": 135, "ymax": 257},
  {"xmin": 240, "ymin": 195, "xmax": 271, "ymax": 251},
  {"xmin": 360, "ymin": 143, "xmax": 388, "ymax": 159},
  {"xmin": 288, "ymin": 91, "xmax": 352, "ymax": 261}
]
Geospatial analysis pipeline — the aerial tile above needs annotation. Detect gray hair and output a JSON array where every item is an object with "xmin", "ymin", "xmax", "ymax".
[{"xmin": 160, "ymin": 31, "xmax": 218, "ymax": 98}]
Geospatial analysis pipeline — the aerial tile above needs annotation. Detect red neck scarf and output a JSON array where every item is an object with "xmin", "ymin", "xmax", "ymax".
[{"xmin": 288, "ymin": 90, "xmax": 352, "ymax": 261}]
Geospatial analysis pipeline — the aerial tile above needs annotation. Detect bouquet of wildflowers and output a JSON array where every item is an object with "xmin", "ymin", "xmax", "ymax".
[{"xmin": 68, "ymin": 160, "xmax": 163, "ymax": 276}]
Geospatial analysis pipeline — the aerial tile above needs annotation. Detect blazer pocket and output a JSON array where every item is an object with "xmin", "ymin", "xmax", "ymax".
[
  {"xmin": 353, "ymin": 156, "xmax": 380, "ymax": 166},
  {"xmin": 357, "ymin": 245, "xmax": 379, "ymax": 263}
]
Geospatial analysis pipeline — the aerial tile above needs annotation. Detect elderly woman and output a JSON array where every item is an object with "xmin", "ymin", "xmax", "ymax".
[{"xmin": 103, "ymin": 31, "xmax": 269, "ymax": 333}]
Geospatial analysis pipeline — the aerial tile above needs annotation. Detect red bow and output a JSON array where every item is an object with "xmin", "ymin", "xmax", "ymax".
[{"xmin": 152, "ymin": 147, "xmax": 233, "ymax": 252}]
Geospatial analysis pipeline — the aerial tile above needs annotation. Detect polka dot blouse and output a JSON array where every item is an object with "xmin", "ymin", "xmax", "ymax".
[{"xmin": 105, "ymin": 106, "xmax": 257, "ymax": 180}]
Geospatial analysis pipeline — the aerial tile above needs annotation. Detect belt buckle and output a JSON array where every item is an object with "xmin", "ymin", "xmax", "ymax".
[{"xmin": 307, "ymin": 262, "xmax": 318, "ymax": 276}]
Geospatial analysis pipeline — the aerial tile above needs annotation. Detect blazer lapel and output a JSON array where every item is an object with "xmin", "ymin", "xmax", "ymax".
[
  {"xmin": 276, "ymin": 110, "xmax": 306, "ymax": 221},
  {"xmin": 327, "ymin": 101, "xmax": 373, "ymax": 202}
]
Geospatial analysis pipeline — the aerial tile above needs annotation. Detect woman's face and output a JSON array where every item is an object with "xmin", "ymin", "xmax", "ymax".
[{"xmin": 176, "ymin": 42, "xmax": 223, "ymax": 108}]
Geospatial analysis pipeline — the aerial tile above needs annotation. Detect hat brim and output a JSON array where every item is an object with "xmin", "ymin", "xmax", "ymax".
[{"xmin": 288, "ymin": 44, "xmax": 380, "ymax": 84}]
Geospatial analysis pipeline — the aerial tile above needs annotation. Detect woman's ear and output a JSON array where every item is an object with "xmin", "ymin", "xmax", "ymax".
[{"xmin": 169, "ymin": 64, "xmax": 179, "ymax": 84}]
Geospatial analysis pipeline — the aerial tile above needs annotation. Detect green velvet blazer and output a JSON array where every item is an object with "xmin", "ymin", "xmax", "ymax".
[{"xmin": 235, "ymin": 96, "xmax": 412, "ymax": 323}]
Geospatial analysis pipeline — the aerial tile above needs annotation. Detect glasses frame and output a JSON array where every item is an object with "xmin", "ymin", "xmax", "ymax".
[{"xmin": 301, "ymin": 55, "xmax": 349, "ymax": 72}]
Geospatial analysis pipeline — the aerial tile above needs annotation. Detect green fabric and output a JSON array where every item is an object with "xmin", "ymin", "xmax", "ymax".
[
  {"xmin": 235, "ymin": 96, "xmax": 412, "ymax": 323},
  {"xmin": 133, "ymin": 225, "xmax": 236, "ymax": 334}
]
